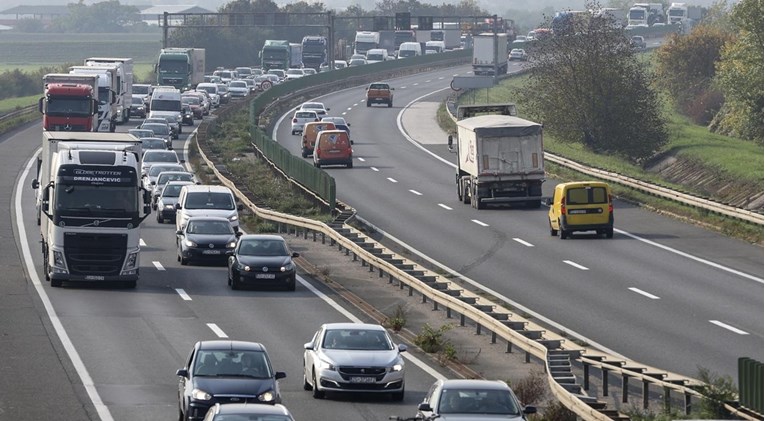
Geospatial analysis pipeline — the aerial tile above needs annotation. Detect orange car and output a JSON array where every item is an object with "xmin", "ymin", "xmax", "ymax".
[
  {"xmin": 313, "ymin": 130, "xmax": 353, "ymax": 168},
  {"xmin": 301, "ymin": 121, "xmax": 336, "ymax": 158}
]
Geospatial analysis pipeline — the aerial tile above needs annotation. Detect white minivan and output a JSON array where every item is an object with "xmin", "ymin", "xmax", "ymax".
[
  {"xmin": 365, "ymin": 48, "xmax": 389, "ymax": 64},
  {"xmin": 397, "ymin": 42, "xmax": 422, "ymax": 58},
  {"xmin": 175, "ymin": 185, "xmax": 243, "ymax": 231},
  {"xmin": 424, "ymin": 41, "xmax": 445, "ymax": 54}
]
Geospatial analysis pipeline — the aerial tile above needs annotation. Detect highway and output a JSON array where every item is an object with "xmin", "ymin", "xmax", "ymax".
[
  {"xmin": 2, "ymin": 41, "xmax": 761, "ymax": 420},
  {"xmin": 272, "ymin": 59, "xmax": 763, "ymax": 381}
]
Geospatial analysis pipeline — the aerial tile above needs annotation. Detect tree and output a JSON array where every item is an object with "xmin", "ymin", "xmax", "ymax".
[
  {"xmin": 712, "ymin": 0, "xmax": 763, "ymax": 142},
  {"xmin": 519, "ymin": 1, "xmax": 668, "ymax": 161},
  {"xmin": 654, "ymin": 25, "xmax": 732, "ymax": 123},
  {"xmin": 51, "ymin": 0, "xmax": 141, "ymax": 33},
  {"xmin": 12, "ymin": 18, "xmax": 45, "ymax": 33}
]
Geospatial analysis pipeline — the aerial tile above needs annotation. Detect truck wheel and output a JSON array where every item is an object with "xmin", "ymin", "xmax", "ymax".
[
  {"xmin": 462, "ymin": 186, "xmax": 470, "ymax": 204},
  {"xmin": 109, "ymin": 121, "xmax": 116, "ymax": 132},
  {"xmin": 387, "ymin": 101, "xmax": 392, "ymax": 108},
  {"xmin": 366, "ymin": 101, "xmax": 371, "ymax": 107},
  {"xmin": 457, "ymin": 184, "xmax": 463, "ymax": 201},
  {"xmin": 50, "ymin": 278, "xmax": 62, "ymax": 287}
]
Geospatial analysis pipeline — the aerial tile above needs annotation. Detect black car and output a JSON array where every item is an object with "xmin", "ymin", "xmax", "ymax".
[
  {"xmin": 227, "ymin": 234, "xmax": 299, "ymax": 291},
  {"xmin": 177, "ymin": 217, "xmax": 240, "ymax": 265},
  {"xmin": 129, "ymin": 98, "xmax": 147, "ymax": 118},
  {"xmin": 176, "ymin": 340, "xmax": 286, "ymax": 421}
]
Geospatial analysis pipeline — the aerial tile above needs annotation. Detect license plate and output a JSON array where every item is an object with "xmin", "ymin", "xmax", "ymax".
[
  {"xmin": 568, "ymin": 209, "xmax": 587, "ymax": 214},
  {"xmin": 255, "ymin": 273, "xmax": 276, "ymax": 279},
  {"xmin": 202, "ymin": 250, "xmax": 221, "ymax": 255},
  {"xmin": 350, "ymin": 376, "xmax": 376, "ymax": 383},
  {"xmin": 85, "ymin": 275, "xmax": 105, "ymax": 280},
  {"xmin": 329, "ymin": 149, "xmax": 339, "ymax": 153},
  {"xmin": 376, "ymin": 97, "xmax": 384, "ymax": 100}
]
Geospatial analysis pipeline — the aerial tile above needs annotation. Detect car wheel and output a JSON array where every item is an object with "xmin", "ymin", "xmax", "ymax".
[
  {"xmin": 124, "ymin": 280, "xmax": 137, "ymax": 289},
  {"xmin": 606, "ymin": 228, "xmax": 614, "ymax": 239},
  {"xmin": 286, "ymin": 278, "xmax": 296, "ymax": 291},
  {"xmin": 291, "ymin": 130, "xmax": 296, "ymax": 135},
  {"xmin": 549, "ymin": 220, "xmax": 558, "ymax": 236},
  {"xmin": 50, "ymin": 278, "xmax": 62, "ymax": 287},
  {"xmin": 312, "ymin": 370, "xmax": 324, "ymax": 399},
  {"xmin": 346, "ymin": 160, "xmax": 353, "ymax": 169},
  {"xmin": 303, "ymin": 365, "xmax": 312, "ymax": 390},
  {"xmin": 559, "ymin": 223, "xmax": 568, "ymax": 240},
  {"xmin": 366, "ymin": 101, "xmax": 371, "ymax": 107},
  {"xmin": 231, "ymin": 273, "xmax": 241, "ymax": 290},
  {"xmin": 388, "ymin": 101, "xmax": 392, "ymax": 108},
  {"xmin": 156, "ymin": 212, "xmax": 162, "ymax": 223},
  {"xmin": 391, "ymin": 387, "xmax": 405, "ymax": 401},
  {"xmin": 179, "ymin": 251, "xmax": 188, "ymax": 265}
]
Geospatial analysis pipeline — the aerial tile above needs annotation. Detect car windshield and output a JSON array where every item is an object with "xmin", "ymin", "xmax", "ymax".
[
  {"xmin": 185, "ymin": 192, "xmax": 235, "ymax": 210},
  {"xmin": 143, "ymin": 124, "xmax": 169, "ymax": 135},
  {"xmin": 303, "ymin": 103, "xmax": 323, "ymax": 110},
  {"xmin": 186, "ymin": 220, "xmax": 233, "ymax": 235},
  {"xmin": 438, "ymin": 389, "xmax": 520, "ymax": 415},
  {"xmin": 369, "ymin": 84, "xmax": 388, "ymax": 90},
  {"xmin": 144, "ymin": 152, "xmax": 178, "ymax": 163},
  {"xmin": 130, "ymin": 129, "xmax": 153, "ymax": 137},
  {"xmin": 158, "ymin": 172, "xmax": 192, "ymax": 185},
  {"xmin": 133, "ymin": 85, "xmax": 150, "ymax": 95},
  {"xmin": 149, "ymin": 165, "xmax": 183, "ymax": 177},
  {"xmin": 193, "ymin": 350, "xmax": 273, "ymax": 378},
  {"xmin": 162, "ymin": 184, "xmax": 187, "ymax": 197},
  {"xmin": 237, "ymin": 239, "xmax": 288, "ymax": 256},
  {"xmin": 182, "ymin": 97, "xmax": 200, "ymax": 105},
  {"xmin": 230, "ymin": 81, "xmax": 247, "ymax": 88},
  {"xmin": 322, "ymin": 329, "xmax": 393, "ymax": 351},
  {"xmin": 142, "ymin": 139, "xmax": 166, "ymax": 149}
]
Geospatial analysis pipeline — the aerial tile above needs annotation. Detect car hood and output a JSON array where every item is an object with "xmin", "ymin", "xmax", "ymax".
[
  {"xmin": 433, "ymin": 415, "xmax": 524, "ymax": 421},
  {"xmin": 322, "ymin": 349, "xmax": 399, "ymax": 366},
  {"xmin": 237, "ymin": 255, "xmax": 291, "ymax": 267},
  {"xmin": 192, "ymin": 376, "xmax": 276, "ymax": 396},
  {"xmin": 186, "ymin": 233, "xmax": 236, "ymax": 244},
  {"xmin": 158, "ymin": 197, "xmax": 179, "ymax": 207}
]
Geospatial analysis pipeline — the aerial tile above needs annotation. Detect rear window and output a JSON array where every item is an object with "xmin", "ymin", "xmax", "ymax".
[
  {"xmin": 297, "ymin": 112, "xmax": 317, "ymax": 118},
  {"xmin": 566, "ymin": 187, "xmax": 608, "ymax": 205},
  {"xmin": 370, "ymin": 84, "xmax": 389, "ymax": 90},
  {"xmin": 185, "ymin": 192, "xmax": 235, "ymax": 210},
  {"xmin": 319, "ymin": 132, "xmax": 350, "ymax": 146}
]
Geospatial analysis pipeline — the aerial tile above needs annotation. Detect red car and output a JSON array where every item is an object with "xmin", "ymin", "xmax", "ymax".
[{"xmin": 181, "ymin": 95, "xmax": 205, "ymax": 119}]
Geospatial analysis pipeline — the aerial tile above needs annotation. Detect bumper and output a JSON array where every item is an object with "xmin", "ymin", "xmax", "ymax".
[
  {"xmin": 233, "ymin": 270, "xmax": 296, "ymax": 287},
  {"xmin": 367, "ymin": 97, "xmax": 391, "ymax": 104},
  {"xmin": 130, "ymin": 108, "xmax": 147, "ymax": 118},
  {"xmin": 316, "ymin": 369, "xmax": 405, "ymax": 393},
  {"xmin": 49, "ymin": 272, "xmax": 139, "ymax": 282},
  {"xmin": 560, "ymin": 215, "xmax": 614, "ymax": 232},
  {"xmin": 159, "ymin": 207, "xmax": 177, "ymax": 220},
  {"xmin": 315, "ymin": 157, "xmax": 352, "ymax": 167},
  {"xmin": 181, "ymin": 248, "xmax": 230, "ymax": 263}
]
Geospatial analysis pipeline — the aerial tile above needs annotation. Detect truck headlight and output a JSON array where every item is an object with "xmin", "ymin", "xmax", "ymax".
[
  {"xmin": 124, "ymin": 251, "xmax": 139, "ymax": 270},
  {"xmin": 52, "ymin": 250, "xmax": 66, "ymax": 268},
  {"xmin": 191, "ymin": 388, "xmax": 211, "ymax": 401}
]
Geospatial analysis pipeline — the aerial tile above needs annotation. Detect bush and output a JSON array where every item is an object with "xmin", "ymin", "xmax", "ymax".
[
  {"xmin": 414, "ymin": 323, "xmax": 452, "ymax": 353},
  {"xmin": 542, "ymin": 400, "xmax": 577, "ymax": 421},
  {"xmin": 383, "ymin": 304, "xmax": 408, "ymax": 332},
  {"xmin": 683, "ymin": 88, "xmax": 725, "ymax": 125},
  {"xmin": 511, "ymin": 370, "xmax": 548, "ymax": 406}
]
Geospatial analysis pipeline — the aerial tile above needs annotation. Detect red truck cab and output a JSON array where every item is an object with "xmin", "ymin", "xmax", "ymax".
[{"xmin": 39, "ymin": 83, "xmax": 98, "ymax": 131}]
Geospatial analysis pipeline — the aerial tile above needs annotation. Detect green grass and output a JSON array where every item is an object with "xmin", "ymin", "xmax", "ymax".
[{"xmin": 0, "ymin": 95, "xmax": 39, "ymax": 114}]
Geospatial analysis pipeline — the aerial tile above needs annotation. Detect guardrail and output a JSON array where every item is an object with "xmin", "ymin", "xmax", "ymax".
[
  {"xmin": 0, "ymin": 104, "xmax": 37, "ymax": 122},
  {"xmin": 193, "ymin": 58, "xmax": 763, "ymax": 421}
]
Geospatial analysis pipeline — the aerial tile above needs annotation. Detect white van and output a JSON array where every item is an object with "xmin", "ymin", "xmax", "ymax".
[
  {"xmin": 149, "ymin": 87, "xmax": 182, "ymax": 134},
  {"xmin": 424, "ymin": 41, "xmax": 446, "ymax": 54},
  {"xmin": 365, "ymin": 48, "xmax": 388, "ymax": 64},
  {"xmin": 397, "ymin": 42, "xmax": 422, "ymax": 58},
  {"xmin": 175, "ymin": 185, "xmax": 243, "ymax": 231}
]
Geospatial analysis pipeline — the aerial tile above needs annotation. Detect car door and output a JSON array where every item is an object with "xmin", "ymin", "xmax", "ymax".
[
  {"xmin": 303, "ymin": 329, "xmax": 321, "ymax": 384},
  {"xmin": 179, "ymin": 347, "xmax": 196, "ymax": 415}
]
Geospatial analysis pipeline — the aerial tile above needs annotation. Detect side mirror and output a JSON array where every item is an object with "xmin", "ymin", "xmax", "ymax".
[
  {"xmin": 523, "ymin": 406, "xmax": 538, "ymax": 414},
  {"xmin": 180, "ymin": 159, "xmax": 185, "ymax": 164},
  {"xmin": 175, "ymin": 203, "xmax": 181, "ymax": 210},
  {"xmin": 235, "ymin": 231, "xmax": 243, "ymax": 237},
  {"xmin": 303, "ymin": 342, "xmax": 313, "ymax": 350},
  {"xmin": 31, "ymin": 179, "xmax": 39, "ymax": 190},
  {"xmin": 417, "ymin": 403, "xmax": 432, "ymax": 412},
  {"xmin": 151, "ymin": 181, "xmax": 156, "ymax": 185},
  {"xmin": 275, "ymin": 371, "xmax": 287, "ymax": 380},
  {"xmin": 292, "ymin": 252, "xmax": 300, "ymax": 258},
  {"xmin": 398, "ymin": 344, "xmax": 407, "ymax": 353},
  {"xmin": 237, "ymin": 204, "xmax": 244, "ymax": 211},
  {"xmin": 175, "ymin": 368, "xmax": 188, "ymax": 378},
  {"xmin": 176, "ymin": 230, "xmax": 183, "ymax": 235},
  {"xmin": 447, "ymin": 134, "xmax": 454, "ymax": 151},
  {"xmin": 326, "ymin": 107, "xmax": 330, "ymax": 111}
]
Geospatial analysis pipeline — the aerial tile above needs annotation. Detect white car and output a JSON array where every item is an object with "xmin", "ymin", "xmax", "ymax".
[
  {"xmin": 141, "ymin": 150, "xmax": 183, "ymax": 177},
  {"xmin": 415, "ymin": 379, "xmax": 537, "ymax": 420},
  {"xmin": 302, "ymin": 323, "xmax": 406, "ymax": 401},
  {"xmin": 509, "ymin": 48, "xmax": 528, "ymax": 61},
  {"xmin": 285, "ymin": 69, "xmax": 306, "ymax": 81},
  {"xmin": 291, "ymin": 110, "xmax": 319, "ymax": 135},
  {"xmin": 302, "ymin": 68, "xmax": 317, "ymax": 76},
  {"xmin": 196, "ymin": 83, "xmax": 220, "ymax": 107},
  {"xmin": 297, "ymin": 102, "xmax": 330, "ymax": 117},
  {"xmin": 267, "ymin": 69, "xmax": 287, "ymax": 81},
  {"xmin": 227, "ymin": 80, "xmax": 250, "ymax": 97}
]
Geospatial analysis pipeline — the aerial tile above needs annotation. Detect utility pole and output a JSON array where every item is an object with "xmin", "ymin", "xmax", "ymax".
[
  {"xmin": 492, "ymin": 14, "xmax": 498, "ymax": 77},
  {"xmin": 328, "ymin": 11, "xmax": 334, "ymax": 72},
  {"xmin": 162, "ymin": 12, "xmax": 169, "ymax": 48}
]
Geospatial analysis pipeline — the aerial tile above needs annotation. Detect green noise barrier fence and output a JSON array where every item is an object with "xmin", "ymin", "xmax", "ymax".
[
  {"xmin": 248, "ymin": 49, "xmax": 472, "ymax": 208},
  {"xmin": 739, "ymin": 357, "xmax": 764, "ymax": 415}
]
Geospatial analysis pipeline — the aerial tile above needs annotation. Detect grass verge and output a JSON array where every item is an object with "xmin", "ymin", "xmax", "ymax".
[{"xmin": 0, "ymin": 95, "xmax": 38, "ymax": 114}]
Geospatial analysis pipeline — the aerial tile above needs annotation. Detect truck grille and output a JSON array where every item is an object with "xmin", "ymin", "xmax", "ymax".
[
  {"xmin": 51, "ymin": 124, "xmax": 88, "ymax": 131},
  {"xmin": 63, "ymin": 233, "xmax": 127, "ymax": 276}
]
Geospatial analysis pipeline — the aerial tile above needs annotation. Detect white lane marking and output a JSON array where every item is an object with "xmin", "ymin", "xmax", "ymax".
[
  {"xmin": 15, "ymin": 152, "xmax": 115, "ymax": 421},
  {"xmin": 297, "ymin": 275, "xmax": 446, "ymax": 381},
  {"xmin": 465, "ymin": 71, "xmax": 471, "ymax": 74},
  {"xmin": 413, "ymin": 83, "xmax": 419, "ymax": 86},
  {"xmin": 563, "ymin": 260, "xmax": 589, "ymax": 270},
  {"xmin": 176, "ymin": 289, "xmax": 192, "ymax": 301},
  {"xmin": 628, "ymin": 287, "xmax": 660, "ymax": 300},
  {"xmin": 409, "ymin": 190, "xmax": 422, "ymax": 196},
  {"xmin": 452, "ymin": 74, "xmax": 459, "ymax": 76},
  {"xmin": 341, "ymin": 112, "xmax": 347, "ymax": 115},
  {"xmin": 512, "ymin": 238, "xmax": 534, "ymax": 247},
  {"xmin": 615, "ymin": 229, "xmax": 763, "ymax": 283},
  {"xmin": 425, "ymin": 80, "xmax": 431, "ymax": 82},
  {"xmin": 140, "ymin": 239, "xmax": 146, "ymax": 247},
  {"xmin": 353, "ymin": 103, "xmax": 359, "ymax": 106},
  {"xmin": 207, "ymin": 323, "xmax": 229, "ymax": 338},
  {"xmin": 387, "ymin": 177, "xmax": 398, "ymax": 183},
  {"xmin": 472, "ymin": 220, "xmax": 489, "ymax": 227},
  {"xmin": 438, "ymin": 77, "xmax": 444, "ymax": 79},
  {"xmin": 438, "ymin": 204, "xmax": 453, "ymax": 210},
  {"xmin": 357, "ymin": 157, "xmax": 365, "ymax": 162},
  {"xmin": 346, "ymin": 107, "xmax": 352, "ymax": 111},
  {"xmin": 710, "ymin": 320, "xmax": 749, "ymax": 335},
  {"xmin": 153, "ymin": 261, "xmax": 165, "ymax": 271},
  {"xmin": 397, "ymin": 87, "xmax": 460, "ymax": 167},
  {"xmin": 371, "ymin": 167, "xmax": 379, "ymax": 172}
]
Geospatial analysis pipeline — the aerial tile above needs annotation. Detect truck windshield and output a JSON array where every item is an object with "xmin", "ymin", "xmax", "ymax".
[
  {"xmin": 355, "ymin": 42, "xmax": 376, "ymax": 52},
  {"xmin": 97, "ymin": 87, "xmax": 109, "ymax": 105},
  {"xmin": 46, "ymin": 97, "xmax": 91, "ymax": 116},
  {"xmin": 263, "ymin": 50, "xmax": 286, "ymax": 59},
  {"xmin": 150, "ymin": 100, "xmax": 181, "ymax": 112},
  {"xmin": 398, "ymin": 50, "xmax": 416, "ymax": 58},
  {"xmin": 158, "ymin": 59, "xmax": 187, "ymax": 73},
  {"xmin": 55, "ymin": 185, "xmax": 138, "ymax": 215},
  {"xmin": 629, "ymin": 9, "xmax": 646, "ymax": 19}
]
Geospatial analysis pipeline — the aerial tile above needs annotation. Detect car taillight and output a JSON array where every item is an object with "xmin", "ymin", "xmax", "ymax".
[
  {"xmin": 608, "ymin": 194, "xmax": 613, "ymax": 214},
  {"xmin": 560, "ymin": 197, "xmax": 566, "ymax": 215},
  {"xmin": 293, "ymin": 118, "xmax": 297, "ymax": 123}
]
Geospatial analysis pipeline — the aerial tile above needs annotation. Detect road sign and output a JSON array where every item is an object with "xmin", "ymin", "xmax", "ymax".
[{"xmin": 450, "ymin": 76, "xmax": 495, "ymax": 90}]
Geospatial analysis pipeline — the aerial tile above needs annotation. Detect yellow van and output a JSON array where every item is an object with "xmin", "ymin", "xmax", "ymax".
[
  {"xmin": 548, "ymin": 181, "xmax": 613, "ymax": 239},
  {"xmin": 301, "ymin": 121, "xmax": 336, "ymax": 158}
]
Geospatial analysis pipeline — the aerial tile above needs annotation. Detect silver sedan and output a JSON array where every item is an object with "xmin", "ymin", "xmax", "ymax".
[{"xmin": 302, "ymin": 323, "xmax": 406, "ymax": 401}]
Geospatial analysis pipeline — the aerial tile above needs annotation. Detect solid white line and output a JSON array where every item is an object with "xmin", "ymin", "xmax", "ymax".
[
  {"xmin": 15, "ymin": 152, "xmax": 115, "ymax": 421},
  {"xmin": 176, "ymin": 288, "xmax": 192, "ymax": 301},
  {"xmin": 512, "ymin": 238, "xmax": 534, "ymax": 247},
  {"xmin": 396, "ymin": 88, "xmax": 458, "ymax": 168},
  {"xmin": 153, "ymin": 261, "xmax": 165, "ymax": 271},
  {"xmin": 438, "ymin": 204, "xmax": 453, "ymax": 210},
  {"xmin": 471, "ymin": 220, "xmax": 489, "ymax": 227},
  {"xmin": 387, "ymin": 177, "xmax": 398, "ymax": 183},
  {"xmin": 709, "ymin": 320, "xmax": 748, "ymax": 335},
  {"xmin": 371, "ymin": 167, "xmax": 379, "ymax": 172},
  {"xmin": 357, "ymin": 157, "xmax": 365, "ymax": 162},
  {"xmin": 409, "ymin": 190, "xmax": 422, "ymax": 196},
  {"xmin": 297, "ymin": 275, "xmax": 446, "ymax": 381},
  {"xmin": 563, "ymin": 260, "xmax": 589, "ymax": 270},
  {"xmin": 628, "ymin": 287, "xmax": 660, "ymax": 300},
  {"xmin": 139, "ymin": 239, "xmax": 146, "ymax": 247},
  {"xmin": 452, "ymin": 74, "xmax": 459, "ymax": 76},
  {"xmin": 207, "ymin": 323, "xmax": 229, "ymax": 338}
]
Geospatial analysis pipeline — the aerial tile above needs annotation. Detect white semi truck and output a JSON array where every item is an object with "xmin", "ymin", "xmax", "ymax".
[
  {"xmin": 31, "ymin": 132, "xmax": 151, "ymax": 288},
  {"xmin": 472, "ymin": 33, "xmax": 508, "ymax": 76},
  {"xmin": 85, "ymin": 57, "xmax": 133, "ymax": 124},
  {"xmin": 69, "ymin": 65, "xmax": 118, "ymax": 132},
  {"xmin": 448, "ymin": 104, "xmax": 545, "ymax": 209}
]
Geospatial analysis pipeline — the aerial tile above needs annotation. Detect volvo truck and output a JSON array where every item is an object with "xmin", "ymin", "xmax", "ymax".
[
  {"xmin": 447, "ymin": 104, "xmax": 545, "ymax": 209},
  {"xmin": 85, "ymin": 57, "xmax": 133, "ymax": 124},
  {"xmin": 32, "ymin": 132, "xmax": 151, "ymax": 288}
]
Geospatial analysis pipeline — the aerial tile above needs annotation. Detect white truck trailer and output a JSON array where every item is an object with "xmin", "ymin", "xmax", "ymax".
[
  {"xmin": 472, "ymin": 33, "xmax": 508, "ymax": 76},
  {"xmin": 69, "ymin": 65, "xmax": 118, "ymax": 132},
  {"xmin": 31, "ymin": 132, "xmax": 151, "ymax": 288},
  {"xmin": 448, "ymin": 104, "xmax": 545, "ymax": 209},
  {"xmin": 85, "ymin": 57, "xmax": 133, "ymax": 124}
]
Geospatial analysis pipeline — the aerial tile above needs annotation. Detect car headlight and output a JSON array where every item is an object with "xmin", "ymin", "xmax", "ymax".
[
  {"xmin": 258, "ymin": 390, "xmax": 275, "ymax": 402},
  {"xmin": 191, "ymin": 388, "xmax": 211, "ymax": 401},
  {"xmin": 184, "ymin": 239, "xmax": 197, "ymax": 247},
  {"xmin": 228, "ymin": 215, "xmax": 238, "ymax": 222},
  {"xmin": 318, "ymin": 358, "xmax": 336, "ymax": 371},
  {"xmin": 389, "ymin": 363, "xmax": 404, "ymax": 372},
  {"xmin": 226, "ymin": 241, "xmax": 237, "ymax": 249},
  {"xmin": 280, "ymin": 261, "xmax": 295, "ymax": 272}
]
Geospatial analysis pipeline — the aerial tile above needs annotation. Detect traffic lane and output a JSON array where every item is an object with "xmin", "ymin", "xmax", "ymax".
[
  {"xmin": 3, "ymin": 122, "xmax": 99, "ymax": 421},
  {"xmin": 275, "ymin": 70, "xmax": 762, "ymax": 379}
]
